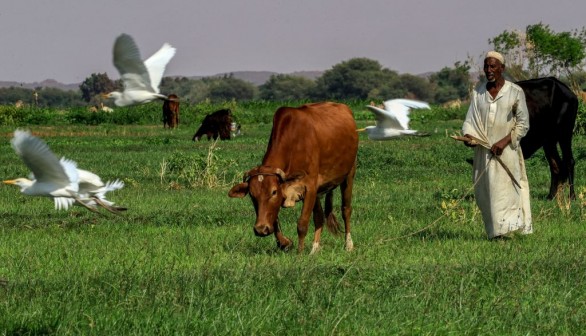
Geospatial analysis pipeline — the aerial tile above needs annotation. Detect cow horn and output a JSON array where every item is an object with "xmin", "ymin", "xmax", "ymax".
[
  {"xmin": 275, "ymin": 168, "xmax": 286, "ymax": 181},
  {"xmin": 243, "ymin": 166, "xmax": 260, "ymax": 182},
  {"xmin": 243, "ymin": 170, "xmax": 252, "ymax": 182}
]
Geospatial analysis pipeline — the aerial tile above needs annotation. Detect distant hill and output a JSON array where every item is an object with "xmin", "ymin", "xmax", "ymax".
[
  {"xmin": 188, "ymin": 70, "xmax": 324, "ymax": 86},
  {"xmin": 0, "ymin": 71, "xmax": 325, "ymax": 91},
  {"xmin": 0, "ymin": 79, "xmax": 79, "ymax": 91}
]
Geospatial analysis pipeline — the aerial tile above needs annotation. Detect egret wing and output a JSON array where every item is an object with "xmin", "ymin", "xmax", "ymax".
[
  {"xmin": 54, "ymin": 196, "xmax": 75, "ymax": 210},
  {"xmin": 365, "ymin": 105, "xmax": 403, "ymax": 130},
  {"xmin": 11, "ymin": 130, "xmax": 72, "ymax": 188},
  {"xmin": 93, "ymin": 179, "xmax": 124, "ymax": 200},
  {"xmin": 144, "ymin": 43, "xmax": 176, "ymax": 93},
  {"xmin": 113, "ymin": 34, "xmax": 152, "ymax": 92},
  {"xmin": 77, "ymin": 169, "xmax": 104, "ymax": 194},
  {"xmin": 383, "ymin": 99, "xmax": 430, "ymax": 130},
  {"xmin": 58, "ymin": 158, "xmax": 80, "ymax": 192}
]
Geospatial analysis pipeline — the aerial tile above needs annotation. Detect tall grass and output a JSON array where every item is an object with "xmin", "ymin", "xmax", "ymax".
[
  {"xmin": 0, "ymin": 107, "xmax": 585, "ymax": 334},
  {"xmin": 0, "ymin": 99, "xmax": 475, "ymax": 128}
]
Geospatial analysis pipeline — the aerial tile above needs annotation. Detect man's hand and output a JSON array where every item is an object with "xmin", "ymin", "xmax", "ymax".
[
  {"xmin": 491, "ymin": 134, "xmax": 511, "ymax": 156},
  {"xmin": 463, "ymin": 134, "xmax": 477, "ymax": 147}
]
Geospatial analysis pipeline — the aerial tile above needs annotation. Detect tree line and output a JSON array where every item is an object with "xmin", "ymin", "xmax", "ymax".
[
  {"xmin": 0, "ymin": 60, "xmax": 473, "ymax": 108},
  {"xmin": 1, "ymin": 22, "xmax": 585, "ymax": 108}
]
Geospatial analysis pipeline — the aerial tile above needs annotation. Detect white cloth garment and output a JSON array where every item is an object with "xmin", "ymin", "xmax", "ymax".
[{"xmin": 462, "ymin": 80, "xmax": 533, "ymax": 239}]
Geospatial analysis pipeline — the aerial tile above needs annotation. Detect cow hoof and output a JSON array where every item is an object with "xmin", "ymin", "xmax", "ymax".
[
  {"xmin": 345, "ymin": 238, "xmax": 354, "ymax": 252},
  {"xmin": 277, "ymin": 237, "xmax": 293, "ymax": 251},
  {"xmin": 310, "ymin": 242, "xmax": 321, "ymax": 255},
  {"xmin": 345, "ymin": 233, "xmax": 354, "ymax": 252}
]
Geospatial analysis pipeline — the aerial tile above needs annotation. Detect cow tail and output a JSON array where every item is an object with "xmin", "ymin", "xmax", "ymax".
[{"xmin": 326, "ymin": 213, "xmax": 343, "ymax": 236}]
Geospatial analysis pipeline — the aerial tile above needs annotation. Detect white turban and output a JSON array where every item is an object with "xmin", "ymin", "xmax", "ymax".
[{"xmin": 486, "ymin": 51, "xmax": 505, "ymax": 64}]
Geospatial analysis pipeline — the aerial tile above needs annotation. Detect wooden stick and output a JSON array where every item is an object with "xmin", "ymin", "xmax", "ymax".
[{"xmin": 451, "ymin": 134, "xmax": 521, "ymax": 189}]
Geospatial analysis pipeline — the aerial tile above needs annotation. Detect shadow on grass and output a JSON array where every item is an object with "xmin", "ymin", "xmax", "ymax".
[{"xmin": 0, "ymin": 211, "xmax": 103, "ymax": 229}]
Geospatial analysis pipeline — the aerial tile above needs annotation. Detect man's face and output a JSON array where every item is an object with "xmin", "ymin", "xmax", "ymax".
[{"xmin": 483, "ymin": 58, "xmax": 504, "ymax": 82}]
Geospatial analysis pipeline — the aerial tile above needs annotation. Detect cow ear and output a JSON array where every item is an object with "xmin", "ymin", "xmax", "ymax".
[
  {"xmin": 228, "ymin": 182, "xmax": 249, "ymax": 198},
  {"xmin": 281, "ymin": 183, "xmax": 305, "ymax": 208}
]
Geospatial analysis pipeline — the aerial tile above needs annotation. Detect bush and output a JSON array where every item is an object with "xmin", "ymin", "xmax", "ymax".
[
  {"xmin": 161, "ymin": 144, "xmax": 239, "ymax": 189},
  {"xmin": 0, "ymin": 106, "xmax": 69, "ymax": 126},
  {"xmin": 0, "ymin": 106, "xmax": 22, "ymax": 125},
  {"xmin": 66, "ymin": 108, "xmax": 112, "ymax": 125},
  {"xmin": 0, "ymin": 99, "xmax": 470, "ymax": 127}
]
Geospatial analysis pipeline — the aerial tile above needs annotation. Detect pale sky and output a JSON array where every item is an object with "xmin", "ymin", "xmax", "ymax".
[{"xmin": 1, "ymin": 0, "xmax": 585, "ymax": 84}]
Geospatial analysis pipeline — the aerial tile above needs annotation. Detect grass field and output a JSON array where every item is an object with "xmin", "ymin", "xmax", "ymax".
[{"xmin": 1, "ymin": 105, "xmax": 585, "ymax": 335}]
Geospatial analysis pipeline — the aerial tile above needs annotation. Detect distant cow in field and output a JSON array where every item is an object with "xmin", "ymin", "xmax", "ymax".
[
  {"xmin": 192, "ymin": 109, "xmax": 232, "ymax": 141},
  {"xmin": 229, "ymin": 102, "xmax": 359, "ymax": 254},
  {"xmin": 515, "ymin": 77, "xmax": 578, "ymax": 200},
  {"xmin": 162, "ymin": 94, "xmax": 180, "ymax": 129}
]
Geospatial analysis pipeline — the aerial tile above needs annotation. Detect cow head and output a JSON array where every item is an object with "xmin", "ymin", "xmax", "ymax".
[{"xmin": 228, "ymin": 166, "xmax": 306, "ymax": 237}]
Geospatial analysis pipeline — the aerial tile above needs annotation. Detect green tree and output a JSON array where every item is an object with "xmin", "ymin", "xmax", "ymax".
[
  {"xmin": 0, "ymin": 87, "xmax": 32, "ymax": 105},
  {"xmin": 0, "ymin": 86, "xmax": 83, "ymax": 107},
  {"xmin": 428, "ymin": 61, "xmax": 471, "ymax": 104},
  {"xmin": 186, "ymin": 80, "xmax": 211, "ymax": 103},
  {"xmin": 399, "ymin": 74, "xmax": 434, "ymax": 101},
  {"xmin": 160, "ymin": 76, "xmax": 192, "ymax": 97},
  {"xmin": 489, "ymin": 23, "xmax": 586, "ymax": 87},
  {"xmin": 37, "ymin": 87, "xmax": 83, "ymax": 107},
  {"xmin": 79, "ymin": 73, "xmax": 120, "ymax": 103},
  {"xmin": 206, "ymin": 74, "xmax": 257, "ymax": 102},
  {"xmin": 313, "ymin": 58, "xmax": 403, "ymax": 100},
  {"xmin": 526, "ymin": 23, "xmax": 586, "ymax": 79},
  {"xmin": 259, "ymin": 74, "xmax": 316, "ymax": 100}
]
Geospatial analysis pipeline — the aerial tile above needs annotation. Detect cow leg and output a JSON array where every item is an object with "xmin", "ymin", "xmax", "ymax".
[
  {"xmin": 297, "ymin": 192, "xmax": 317, "ymax": 253},
  {"xmin": 310, "ymin": 197, "xmax": 325, "ymax": 255},
  {"xmin": 559, "ymin": 135, "xmax": 576, "ymax": 199},
  {"xmin": 543, "ymin": 142, "xmax": 563, "ymax": 199},
  {"xmin": 340, "ymin": 164, "xmax": 356, "ymax": 251},
  {"xmin": 273, "ymin": 219, "xmax": 292, "ymax": 251}
]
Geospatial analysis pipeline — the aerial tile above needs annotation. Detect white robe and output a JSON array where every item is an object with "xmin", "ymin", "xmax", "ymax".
[{"xmin": 462, "ymin": 80, "xmax": 533, "ymax": 239}]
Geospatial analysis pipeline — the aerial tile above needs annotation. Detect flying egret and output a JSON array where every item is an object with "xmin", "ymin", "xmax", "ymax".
[
  {"xmin": 3, "ymin": 130, "xmax": 125, "ymax": 214},
  {"xmin": 76, "ymin": 170, "xmax": 126, "ymax": 214},
  {"xmin": 103, "ymin": 33, "xmax": 176, "ymax": 107},
  {"xmin": 359, "ymin": 99, "xmax": 431, "ymax": 139}
]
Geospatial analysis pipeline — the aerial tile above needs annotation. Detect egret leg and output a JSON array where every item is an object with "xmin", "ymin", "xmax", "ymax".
[
  {"xmin": 72, "ymin": 195, "xmax": 101, "ymax": 214},
  {"xmin": 92, "ymin": 197, "xmax": 126, "ymax": 215}
]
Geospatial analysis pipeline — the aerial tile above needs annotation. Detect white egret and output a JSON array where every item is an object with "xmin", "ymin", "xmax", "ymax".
[
  {"xmin": 103, "ymin": 33, "xmax": 176, "ymax": 107},
  {"xmin": 3, "ymin": 130, "xmax": 125, "ymax": 214},
  {"xmin": 76, "ymin": 170, "xmax": 126, "ymax": 214},
  {"xmin": 359, "ymin": 99, "xmax": 431, "ymax": 139}
]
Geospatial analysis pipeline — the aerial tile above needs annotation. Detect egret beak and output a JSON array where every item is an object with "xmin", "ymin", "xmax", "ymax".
[
  {"xmin": 3, "ymin": 180, "xmax": 16, "ymax": 185},
  {"xmin": 101, "ymin": 93, "xmax": 110, "ymax": 99},
  {"xmin": 356, "ymin": 128, "xmax": 366, "ymax": 133}
]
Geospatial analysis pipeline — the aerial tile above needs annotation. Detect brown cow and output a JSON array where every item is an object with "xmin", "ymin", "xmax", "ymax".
[
  {"xmin": 228, "ymin": 102, "xmax": 358, "ymax": 254},
  {"xmin": 162, "ymin": 94, "xmax": 180, "ymax": 128}
]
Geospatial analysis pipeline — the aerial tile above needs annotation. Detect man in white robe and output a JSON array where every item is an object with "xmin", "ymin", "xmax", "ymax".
[{"xmin": 462, "ymin": 51, "xmax": 532, "ymax": 239}]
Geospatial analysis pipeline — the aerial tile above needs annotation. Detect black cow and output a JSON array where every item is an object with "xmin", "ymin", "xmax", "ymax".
[
  {"xmin": 192, "ymin": 109, "xmax": 233, "ymax": 141},
  {"xmin": 516, "ymin": 77, "xmax": 578, "ymax": 199}
]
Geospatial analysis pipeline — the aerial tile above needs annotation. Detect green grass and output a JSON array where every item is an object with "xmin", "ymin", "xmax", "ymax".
[{"xmin": 1, "ymin": 106, "xmax": 586, "ymax": 334}]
